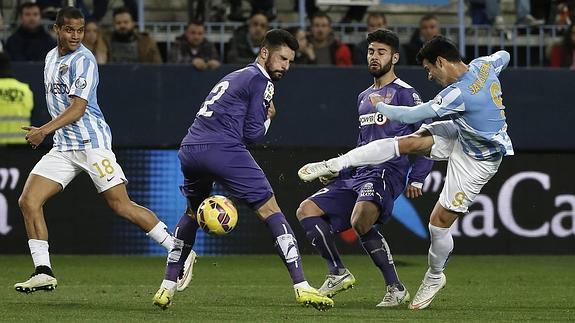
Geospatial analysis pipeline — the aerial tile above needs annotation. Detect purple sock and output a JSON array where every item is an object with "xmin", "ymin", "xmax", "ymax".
[
  {"xmin": 360, "ymin": 228, "xmax": 402, "ymax": 288},
  {"xmin": 265, "ymin": 212, "xmax": 305, "ymax": 284},
  {"xmin": 165, "ymin": 214, "xmax": 199, "ymax": 282},
  {"xmin": 300, "ymin": 216, "xmax": 345, "ymax": 275}
]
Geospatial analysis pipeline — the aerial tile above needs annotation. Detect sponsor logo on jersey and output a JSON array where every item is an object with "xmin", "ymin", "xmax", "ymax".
[
  {"xmin": 45, "ymin": 83, "xmax": 70, "ymax": 95},
  {"xmin": 59, "ymin": 64, "xmax": 68, "ymax": 75},
  {"xmin": 75, "ymin": 78, "xmax": 87, "ymax": 90},
  {"xmin": 413, "ymin": 92, "xmax": 423, "ymax": 105},
  {"xmin": 264, "ymin": 81, "xmax": 274, "ymax": 102},
  {"xmin": 359, "ymin": 182, "xmax": 375, "ymax": 197},
  {"xmin": 359, "ymin": 112, "xmax": 387, "ymax": 126}
]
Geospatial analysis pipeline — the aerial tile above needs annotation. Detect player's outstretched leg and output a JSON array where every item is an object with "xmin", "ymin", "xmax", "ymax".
[
  {"xmin": 359, "ymin": 228, "xmax": 410, "ymax": 307},
  {"xmin": 264, "ymin": 212, "xmax": 334, "ymax": 311},
  {"xmin": 154, "ymin": 213, "xmax": 199, "ymax": 310},
  {"xmin": 298, "ymin": 138, "xmax": 400, "ymax": 182},
  {"xmin": 409, "ymin": 223, "xmax": 452, "ymax": 310},
  {"xmin": 299, "ymin": 216, "xmax": 355, "ymax": 298}
]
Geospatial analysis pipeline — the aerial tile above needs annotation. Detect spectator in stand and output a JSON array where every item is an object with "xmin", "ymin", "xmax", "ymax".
[
  {"xmin": 169, "ymin": 20, "xmax": 220, "ymax": 70},
  {"xmin": 302, "ymin": 0, "xmax": 366, "ymax": 23},
  {"xmin": 228, "ymin": 0, "xmax": 276, "ymax": 22},
  {"xmin": 550, "ymin": 22, "xmax": 575, "ymax": 69},
  {"xmin": 469, "ymin": 0, "xmax": 544, "ymax": 28},
  {"xmin": 403, "ymin": 14, "xmax": 440, "ymax": 66},
  {"xmin": 5, "ymin": 2, "xmax": 56, "ymax": 62},
  {"xmin": 227, "ymin": 12, "xmax": 269, "ymax": 64},
  {"xmin": 353, "ymin": 12, "xmax": 387, "ymax": 65},
  {"xmin": 309, "ymin": 12, "xmax": 352, "ymax": 66},
  {"xmin": 104, "ymin": 7, "xmax": 162, "ymax": 64},
  {"xmin": 82, "ymin": 20, "xmax": 108, "ymax": 64},
  {"xmin": 287, "ymin": 27, "xmax": 316, "ymax": 65}
]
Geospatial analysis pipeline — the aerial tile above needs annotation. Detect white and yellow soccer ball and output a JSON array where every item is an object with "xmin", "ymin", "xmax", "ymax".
[{"xmin": 196, "ymin": 195, "xmax": 238, "ymax": 236}]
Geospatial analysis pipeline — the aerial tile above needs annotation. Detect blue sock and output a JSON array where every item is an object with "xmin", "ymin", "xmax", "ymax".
[
  {"xmin": 265, "ymin": 212, "xmax": 305, "ymax": 284},
  {"xmin": 300, "ymin": 216, "xmax": 345, "ymax": 275},
  {"xmin": 165, "ymin": 214, "xmax": 199, "ymax": 282},
  {"xmin": 360, "ymin": 227, "xmax": 402, "ymax": 288}
]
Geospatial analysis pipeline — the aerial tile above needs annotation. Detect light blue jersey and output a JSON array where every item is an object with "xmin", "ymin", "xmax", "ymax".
[
  {"xmin": 430, "ymin": 51, "xmax": 514, "ymax": 160},
  {"xmin": 44, "ymin": 44, "xmax": 111, "ymax": 151}
]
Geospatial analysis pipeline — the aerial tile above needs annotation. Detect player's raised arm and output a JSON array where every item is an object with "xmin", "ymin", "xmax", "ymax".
[
  {"xmin": 488, "ymin": 50, "xmax": 510, "ymax": 75},
  {"xmin": 371, "ymin": 95, "xmax": 437, "ymax": 124}
]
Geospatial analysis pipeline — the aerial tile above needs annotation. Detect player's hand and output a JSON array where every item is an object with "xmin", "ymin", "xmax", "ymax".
[
  {"xmin": 405, "ymin": 182, "xmax": 423, "ymax": 199},
  {"xmin": 192, "ymin": 58, "xmax": 207, "ymax": 70},
  {"xmin": 22, "ymin": 126, "xmax": 46, "ymax": 149},
  {"xmin": 369, "ymin": 93, "xmax": 385, "ymax": 106},
  {"xmin": 267, "ymin": 101, "xmax": 276, "ymax": 119}
]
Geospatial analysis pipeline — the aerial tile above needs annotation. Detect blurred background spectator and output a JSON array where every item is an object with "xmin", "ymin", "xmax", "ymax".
[
  {"xmin": 353, "ymin": 12, "xmax": 387, "ymax": 66},
  {"xmin": 228, "ymin": 0, "xmax": 276, "ymax": 22},
  {"xmin": 83, "ymin": 20, "xmax": 108, "ymax": 64},
  {"xmin": 5, "ymin": 2, "xmax": 55, "ymax": 62},
  {"xmin": 0, "ymin": 52, "xmax": 33, "ymax": 145},
  {"xmin": 403, "ymin": 14, "xmax": 440, "ymax": 66},
  {"xmin": 302, "ymin": 0, "xmax": 366, "ymax": 23},
  {"xmin": 287, "ymin": 26, "xmax": 315, "ymax": 65},
  {"xmin": 226, "ymin": 12, "xmax": 268, "ymax": 64},
  {"xmin": 169, "ymin": 20, "xmax": 220, "ymax": 70},
  {"xmin": 309, "ymin": 12, "xmax": 352, "ymax": 66},
  {"xmin": 104, "ymin": 7, "xmax": 162, "ymax": 64},
  {"xmin": 549, "ymin": 22, "xmax": 575, "ymax": 68},
  {"xmin": 469, "ymin": 0, "xmax": 544, "ymax": 28}
]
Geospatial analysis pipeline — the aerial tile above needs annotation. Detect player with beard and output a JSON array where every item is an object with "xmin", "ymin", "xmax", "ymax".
[
  {"xmin": 295, "ymin": 29, "xmax": 433, "ymax": 307},
  {"xmin": 152, "ymin": 29, "xmax": 334, "ymax": 311}
]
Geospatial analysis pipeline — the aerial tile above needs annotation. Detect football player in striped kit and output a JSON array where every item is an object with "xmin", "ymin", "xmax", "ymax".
[
  {"xmin": 15, "ymin": 7, "xmax": 181, "ymax": 294},
  {"xmin": 299, "ymin": 36, "xmax": 513, "ymax": 310}
]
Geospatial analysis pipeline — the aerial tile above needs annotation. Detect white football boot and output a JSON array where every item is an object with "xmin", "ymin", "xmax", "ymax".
[
  {"xmin": 376, "ymin": 284, "xmax": 410, "ymax": 307},
  {"xmin": 409, "ymin": 272, "xmax": 446, "ymax": 310},
  {"xmin": 298, "ymin": 161, "xmax": 339, "ymax": 182},
  {"xmin": 176, "ymin": 250, "xmax": 197, "ymax": 292},
  {"xmin": 14, "ymin": 273, "xmax": 58, "ymax": 293},
  {"xmin": 318, "ymin": 269, "xmax": 356, "ymax": 298}
]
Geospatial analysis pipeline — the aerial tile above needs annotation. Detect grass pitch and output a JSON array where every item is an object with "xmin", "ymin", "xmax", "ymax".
[{"xmin": 1, "ymin": 255, "xmax": 573, "ymax": 322}]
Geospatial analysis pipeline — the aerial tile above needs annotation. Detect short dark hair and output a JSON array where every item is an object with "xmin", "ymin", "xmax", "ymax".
[
  {"xmin": 367, "ymin": 12, "xmax": 386, "ymax": 24},
  {"xmin": 186, "ymin": 20, "xmax": 204, "ymax": 28},
  {"xmin": 311, "ymin": 11, "xmax": 332, "ymax": 24},
  {"xmin": 416, "ymin": 35, "xmax": 461, "ymax": 65},
  {"xmin": 261, "ymin": 29, "xmax": 299, "ymax": 52},
  {"xmin": 113, "ymin": 6, "xmax": 134, "ymax": 19},
  {"xmin": 55, "ymin": 7, "xmax": 84, "ymax": 26},
  {"xmin": 0, "ymin": 52, "xmax": 13, "ymax": 78},
  {"xmin": 367, "ymin": 29, "xmax": 399, "ymax": 52},
  {"xmin": 420, "ymin": 14, "xmax": 438, "ymax": 24},
  {"xmin": 18, "ymin": 2, "xmax": 40, "ymax": 16}
]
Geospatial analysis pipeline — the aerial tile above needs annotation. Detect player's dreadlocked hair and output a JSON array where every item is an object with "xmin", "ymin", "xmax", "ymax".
[
  {"xmin": 416, "ymin": 35, "xmax": 461, "ymax": 65},
  {"xmin": 261, "ymin": 29, "xmax": 299, "ymax": 52},
  {"xmin": 55, "ymin": 6, "xmax": 84, "ymax": 26},
  {"xmin": 366, "ymin": 29, "xmax": 400, "ymax": 53}
]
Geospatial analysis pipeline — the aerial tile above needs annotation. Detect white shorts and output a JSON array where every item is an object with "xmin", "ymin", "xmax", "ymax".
[
  {"xmin": 31, "ymin": 147, "xmax": 127, "ymax": 193},
  {"xmin": 420, "ymin": 121, "xmax": 502, "ymax": 213}
]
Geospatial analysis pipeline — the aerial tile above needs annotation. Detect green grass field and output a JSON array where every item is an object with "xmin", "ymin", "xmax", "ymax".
[{"xmin": 1, "ymin": 255, "xmax": 574, "ymax": 322}]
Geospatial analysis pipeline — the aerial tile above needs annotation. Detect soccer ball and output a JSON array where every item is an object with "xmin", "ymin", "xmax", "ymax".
[{"xmin": 196, "ymin": 195, "xmax": 238, "ymax": 236}]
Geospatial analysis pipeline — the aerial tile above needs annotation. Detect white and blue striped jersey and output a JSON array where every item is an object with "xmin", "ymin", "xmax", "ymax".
[
  {"xmin": 44, "ymin": 44, "xmax": 112, "ymax": 151},
  {"xmin": 430, "ymin": 50, "xmax": 514, "ymax": 160}
]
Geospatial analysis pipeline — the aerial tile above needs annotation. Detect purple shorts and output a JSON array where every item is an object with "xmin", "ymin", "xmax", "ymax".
[
  {"xmin": 308, "ymin": 176, "xmax": 398, "ymax": 233},
  {"xmin": 178, "ymin": 144, "xmax": 273, "ymax": 210}
]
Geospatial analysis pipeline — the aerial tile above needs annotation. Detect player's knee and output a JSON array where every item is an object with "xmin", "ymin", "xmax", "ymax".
[
  {"xmin": 350, "ymin": 216, "xmax": 370, "ymax": 236},
  {"xmin": 296, "ymin": 199, "xmax": 324, "ymax": 221},
  {"xmin": 18, "ymin": 194, "xmax": 39, "ymax": 215}
]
